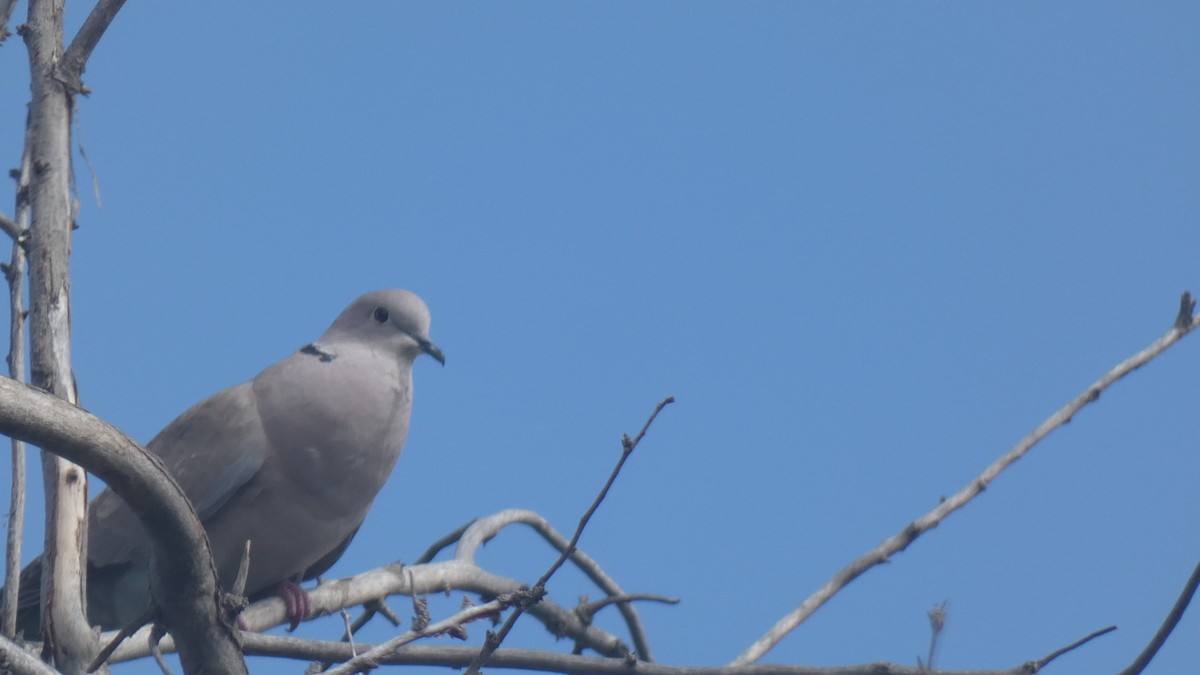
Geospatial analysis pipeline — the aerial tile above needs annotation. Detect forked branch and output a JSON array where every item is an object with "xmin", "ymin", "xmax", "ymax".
[{"xmin": 464, "ymin": 396, "xmax": 674, "ymax": 675}]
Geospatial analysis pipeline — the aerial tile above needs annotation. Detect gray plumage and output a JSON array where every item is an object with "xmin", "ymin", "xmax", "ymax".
[{"xmin": 16, "ymin": 289, "xmax": 443, "ymax": 636}]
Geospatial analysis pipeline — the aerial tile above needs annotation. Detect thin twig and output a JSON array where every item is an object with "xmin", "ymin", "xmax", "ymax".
[
  {"xmin": 452, "ymin": 509, "xmax": 653, "ymax": 658},
  {"xmin": 232, "ymin": 540, "xmax": 252, "ymax": 597},
  {"xmin": 323, "ymin": 594, "xmax": 520, "ymax": 675},
  {"xmin": 88, "ymin": 605, "xmax": 155, "ymax": 672},
  {"xmin": 464, "ymin": 397, "xmax": 675, "ymax": 674},
  {"xmin": 922, "ymin": 601, "xmax": 947, "ymax": 672},
  {"xmin": 576, "ymin": 593, "xmax": 680, "ymax": 618},
  {"xmin": 339, "ymin": 609, "xmax": 356, "ymax": 658},
  {"xmin": 346, "ymin": 599, "xmax": 401, "ymax": 638},
  {"xmin": 241, "ymin": 637, "xmax": 1060, "ymax": 675},
  {"xmin": 1, "ymin": 135, "xmax": 30, "ymax": 639},
  {"xmin": 733, "ymin": 296, "xmax": 1200, "ymax": 665},
  {"xmin": 416, "ymin": 520, "xmax": 473, "ymax": 564},
  {"xmin": 1115, "ymin": 560, "xmax": 1200, "ymax": 675},
  {"xmin": 314, "ymin": 598, "xmax": 401, "ymax": 672},
  {"xmin": 1031, "ymin": 625, "xmax": 1116, "ymax": 671},
  {"xmin": 150, "ymin": 642, "xmax": 172, "ymax": 675}
]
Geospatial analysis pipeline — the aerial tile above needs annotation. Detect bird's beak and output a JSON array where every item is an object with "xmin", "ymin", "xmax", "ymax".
[{"xmin": 418, "ymin": 337, "xmax": 445, "ymax": 366}]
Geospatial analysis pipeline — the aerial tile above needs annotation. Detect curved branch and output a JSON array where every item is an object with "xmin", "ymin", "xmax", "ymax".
[
  {"xmin": 466, "ymin": 397, "xmax": 673, "ymax": 674},
  {"xmin": 107, "ymin": 558, "xmax": 629, "ymax": 664},
  {"xmin": 1116, "ymin": 560, "xmax": 1200, "ymax": 675},
  {"xmin": 456, "ymin": 509, "xmax": 653, "ymax": 658},
  {"xmin": 0, "ymin": 376, "xmax": 246, "ymax": 673},
  {"xmin": 733, "ymin": 296, "xmax": 1200, "ymax": 665}
]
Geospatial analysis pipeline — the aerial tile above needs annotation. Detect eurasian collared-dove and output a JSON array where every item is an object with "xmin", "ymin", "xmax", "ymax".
[{"xmin": 16, "ymin": 289, "xmax": 443, "ymax": 637}]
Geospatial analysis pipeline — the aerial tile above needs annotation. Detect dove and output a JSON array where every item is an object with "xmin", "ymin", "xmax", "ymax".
[{"xmin": 15, "ymin": 289, "xmax": 443, "ymax": 638}]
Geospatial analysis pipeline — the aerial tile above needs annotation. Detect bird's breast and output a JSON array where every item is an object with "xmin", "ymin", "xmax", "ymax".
[{"xmin": 251, "ymin": 349, "xmax": 413, "ymax": 516}]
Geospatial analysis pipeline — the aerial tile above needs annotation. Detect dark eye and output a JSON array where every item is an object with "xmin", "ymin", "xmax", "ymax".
[{"xmin": 372, "ymin": 307, "xmax": 390, "ymax": 323}]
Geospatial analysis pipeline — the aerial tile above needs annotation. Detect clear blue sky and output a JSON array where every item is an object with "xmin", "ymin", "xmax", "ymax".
[{"xmin": 2, "ymin": 2, "xmax": 1199, "ymax": 673}]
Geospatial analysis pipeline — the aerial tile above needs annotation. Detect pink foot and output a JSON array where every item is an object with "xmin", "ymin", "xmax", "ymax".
[{"xmin": 277, "ymin": 581, "xmax": 310, "ymax": 631}]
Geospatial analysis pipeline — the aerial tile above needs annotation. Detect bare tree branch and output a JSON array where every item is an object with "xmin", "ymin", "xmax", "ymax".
[
  {"xmin": 0, "ymin": 0, "xmax": 16, "ymax": 46},
  {"xmin": 108, "ymin": 557, "xmax": 630, "ymax": 664},
  {"xmin": 240, "ymin": 638, "xmax": 1058, "ymax": 675},
  {"xmin": 56, "ymin": 0, "xmax": 128, "ymax": 94},
  {"xmin": 0, "ymin": 375, "xmax": 248, "ymax": 674},
  {"xmin": 0, "ymin": 634, "xmax": 58, "ymax": 675},
  {"xmin": 18, "ymin": 0, "xmax": 131, "ymax": 669},
  {"xmin": 415, "ymin": 520, "xmax": 472, "ymax": 564},
  {"xmin": 1116, "ymin": 560, "xmax": 1200, "ymax": 675},
  {"xmin": 454, "ymin": 509, "xmax": 655, "ymax": 659},
  {"xmin": 1033, "ymin": 625, "xmax": 1115, "ymax": 671},
  {"xmin": 1, "ymin": 127, "xmax": 32, "ymax": 639},
  {"xmin": 732, "ymin": 296, "xmax": 1200, "ymax": 665},
  {"xmin": 324, "ymin": 594, "xmax": 519, "ymax": 675},
  {"xmin": 465, "ymin": 397, "xmax": 674, "ymax": 675},
  {"xmin": 22, "ymin": 0, "xmax": 91, "ymax": 667},
  {"xmin": 0, "ymin": 213, "xmax": 21, "ymax": 242}
]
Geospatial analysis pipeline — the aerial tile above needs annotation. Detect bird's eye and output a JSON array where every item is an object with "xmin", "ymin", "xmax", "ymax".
[{"xmin": 372, "ymin": 307, "xmax": 390, "ymax": 323}]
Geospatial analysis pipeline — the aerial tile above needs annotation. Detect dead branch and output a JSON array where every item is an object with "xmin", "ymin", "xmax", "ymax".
[
  {"xmin": 465, "ymin": 396, "xmax": 674, "ymax": 675},
  {"xmin": 23, "ymin": 0, "xmax": 91, "ymax": 665},
  {"xmin": 733, "ymin": 295, "xmax": 1200, "ymax": 665},
  {"xmin": 453, "ymin": 508, "xmax": 654, "ymax": 658},
  {"xmin": 0, "ymin": 634, "xmax": 58, "ymax": 675},
  {"xmin": 1116, "ymin": 560, "xmax": 1200, "ymax": 675},
  {"xmin": 1032, "ymin": 625, "xmax": 1115, "ymax": 671},
  {"xmin": 1, "ymin": 129, "xmax": 31, "ymax": 639},
  {"xmin": 0, "ymin": 0, "xmax": 15, "ymax": 45},
  {"xmin": 56, "ymin": 0, "xmax": 128, "ymax": 94},
  {"xmin": 106, "ymin": 557, "xmax": 630, "ymax": 664},
  {"xmin": 239, "ymin": 638, "xmax": 1060, "ymax": 675},
  {"xmin": 0, "ymin": 375, "xmax": 247, "ymax": 673},
  {"xmin": 324, "ymin": 594, "xmax": 520, "ymax": 675},
  {"xmin": 0, "ymin": 214, "xmax": 20, "ymax": 242}
]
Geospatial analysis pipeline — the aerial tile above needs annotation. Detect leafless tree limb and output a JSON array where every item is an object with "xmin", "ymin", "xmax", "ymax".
[
  {"xmin": 415, "ymin": 520, "xmax": 472, "ymax": 564},
  {"xmin": 55, "ymin": 0, "xmax": 127, "ymax": 94},
  {"xmin": 106, "ymin": 557, "xmax": 630, "ymax": 664},
  {"xmin": 22, "ymin": 0, "xmax": 91, "ymax": 667},
  {"xmin": 0, "ymin": 213, "xmax": 21, "ymax": 242},
  {"xmin": 732, "ymin": 295, "xmax": 1200, "ymax": 666},
  {"xmin": 1, "ymin": 129, "xmax": 32, "ymax": 639},
  {"xmin": 1116, "ymin": 560, "xmax": 1200, "ymax": 675},
  {"xmin": 1030, "ymin": 624, "xmax": 1115, "ymax": 671},
  {"xmin": 0, "ymin": 375, "xmax": 248, "ymax": 674},
  {"xmin": 452, "ymin": 508, "xmax": 654, "ymax": 658},
  {"xmin": 343, "ymin": 599, "xmax": 401, "ymax": 639},
  {"xmin": 324, "ymin": 593, "xmax": 518, "ymax": 675},
  {"xmin": 0, "ymin": 0, "xmax": 16, "ymax": 45},
  {"xmin": 16, "ymin": 0, "xmax": 135, "ymax": 669},
  {"xmin": 464, "ymin": 396, "xmax": 674, "ymax": 675},
  {"xmin": 576, "ymin": 593, "xmax": 680, "ymax": 619},
  {"xmin": 239, "ymin": 638, "xmax": 1063, "ymax": 675},
  {"xmin": 0, "ymin": 634, "xmax": 58, "ymax": 675}
]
